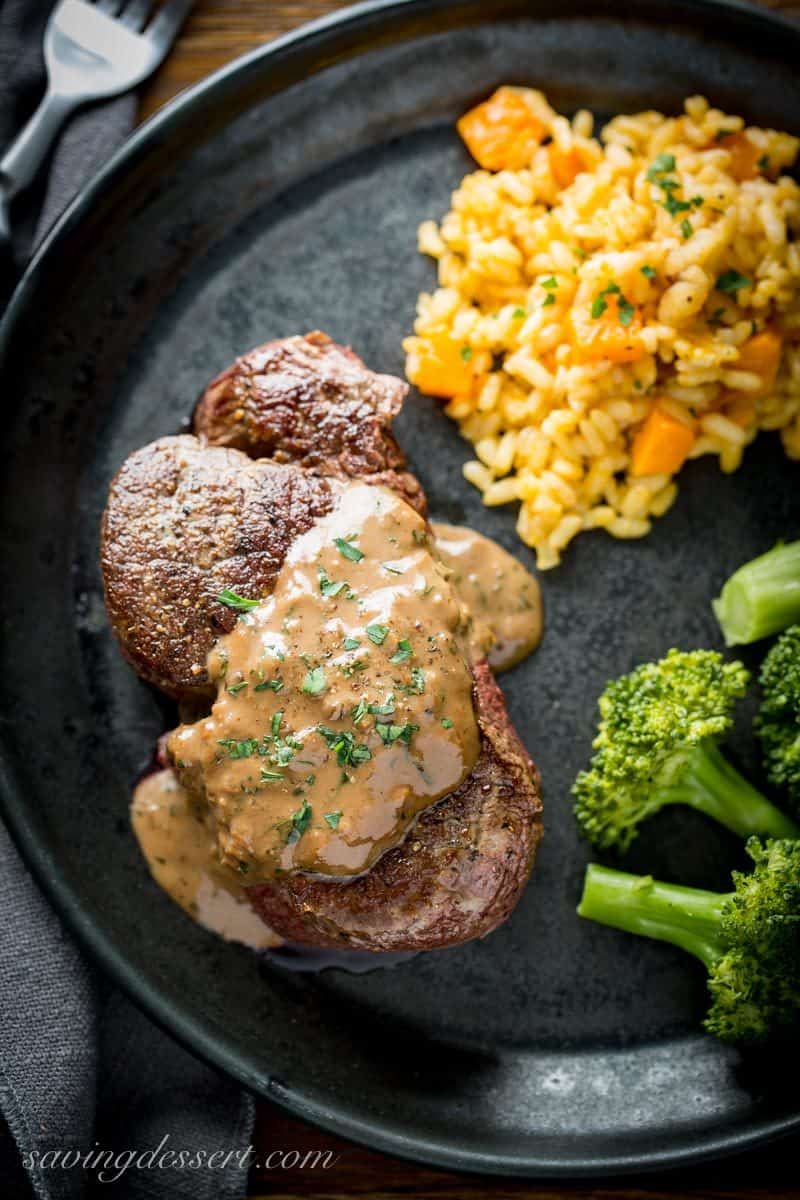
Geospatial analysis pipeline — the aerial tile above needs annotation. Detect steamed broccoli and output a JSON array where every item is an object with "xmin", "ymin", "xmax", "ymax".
[
  {"xmin": 573, "ymin": 648, "xmax": 800, "ymax": 852},
  {"xmin": 713, "ymin": 539, "xmax": 800, "ymax": 646},
  {"xmin": 577, "ymin": 838, "xmax": 800, "ymax": 1043},
  {"xmin": 756, "ymin": 626, "xmax": 800, "ymax": 816}
]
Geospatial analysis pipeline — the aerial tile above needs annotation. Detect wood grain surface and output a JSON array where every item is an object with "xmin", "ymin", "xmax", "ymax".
[{"xmin": 138, "ymin": 4, "xmax": 800, "ymax": 1198}]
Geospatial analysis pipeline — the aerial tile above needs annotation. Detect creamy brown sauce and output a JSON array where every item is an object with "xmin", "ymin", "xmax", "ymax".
[
  {"xmin": 432, "ymin": 523, "xmax": 542, "ymax": 671},
  {"xmin": 168, "ymin": 483, "xmax": 480, "ymax": 882},
  {"xmin": 131, "ymin": 769, "xmax": 282, "ymax": 950}
]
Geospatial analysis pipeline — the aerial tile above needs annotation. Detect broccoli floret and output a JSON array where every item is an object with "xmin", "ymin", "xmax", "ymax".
[
  {"xmin": 577, "ymin": 838, "xmax": 800, "ymax": 1043},
  {"xmin": 713, "ymin": 540, "xmax": 800, "ymax": 646},
  {"xmin": 756, "ymin": 626, "xmax": 800, "ymax": 816},
  {"xmin": 573, "ymin": 648, "xmax": 800, "ymax": 852}
]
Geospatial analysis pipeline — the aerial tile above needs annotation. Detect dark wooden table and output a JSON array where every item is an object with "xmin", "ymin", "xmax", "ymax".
[{"xmin": 138, "ymin": 4, "xmax": 800, "ymax": 1197}]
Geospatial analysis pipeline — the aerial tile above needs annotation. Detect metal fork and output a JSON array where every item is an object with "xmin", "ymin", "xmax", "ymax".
[{"xmin": 0, "ymin": 0, "xmax": 193, "ymax": 267}]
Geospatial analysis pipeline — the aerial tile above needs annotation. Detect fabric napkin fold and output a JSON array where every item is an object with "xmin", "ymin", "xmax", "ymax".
[{"xmin": 0, "ymin": 2, "xmax": 255, "ymax": 1196}]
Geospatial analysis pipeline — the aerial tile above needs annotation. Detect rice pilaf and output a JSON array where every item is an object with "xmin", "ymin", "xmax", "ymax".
[{"xmin": 403, "ymin": 91, "xmax": 800, "ymax": 568}]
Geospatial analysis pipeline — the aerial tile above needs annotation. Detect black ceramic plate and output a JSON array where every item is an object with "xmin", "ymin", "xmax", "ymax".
[{"xmin": 2, "ymin": 0, "xmax": 800, "ymax": 1177}]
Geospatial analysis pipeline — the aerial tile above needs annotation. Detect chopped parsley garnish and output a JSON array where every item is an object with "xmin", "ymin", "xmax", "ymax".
[
  {"xmin": 512, "ymin": 307, "xmax": 526, "ymax": 319},
  {"xmin": 714, "ymin": 127, "xmax": 735, "ymax": 142},
  {"xmin": 317, "ymin": 726, "xmax": 372, "ymax": 767},
  {"xmin": 389, "ymin": 639, "xmax": 413, "ymax": 664},
  {"xmin": 441, "ymin": 718, "xmax": 454, "ymax": 729},
  {"xmin": 409, "ymin": 667, "xmax": 426, "ymax": 694},
  {"xmin": 690, "ymin": 195, "xmax": 704, "ymax": 207},
  {"xmin": 301, "ymin": 666, "xmax": 327, "ymax": 695},
  {"xmin": 758, "ymin": 154, "xmax": 770, "ymax": 171},
  {"xmin": 367, "ymin": 694, "xmax": 396, "ymax": 716},
  {"xmin": 716, "ymin": 269, "xmax": 751, "ymax": 296},
  {"xmin": 227, "ymin": 681, "xmax": 248, "ymax": 696},
  {"xmin": 680, "ymin": 218, "xmax": 693, "ymax": 239},
  {"xmin": 216, "ymin": 589, "xmax": 260, "ymax": 611},
  {"xmin": 542, "ymin": 294, "xmax": 556, "ymax": 308},
  {"xmin": 260, "ymin": 769, "xmax": 285, "ymax": 783},
  {"xmin": 271, "ymin": 711, "xmax": 283, "ymax": 737},
  {"xmin": 288, "ymin": 797, "xmax": 312, "ymax": 838},
  {"xmin": 318, "ymin": 566, "xmax": 349, "ymax": 598},
  {"xmin": 460, "ymin": 345, "xmax": 473, "ymax": 362},
  {"xmin": 334, "ymin": 537, "xmax": 364, "ymax": 563},
  {"xmin": 640, "ymin": 265, "xmax": 656, "ymax": 279},
  {"xmin": 646, "ymin": 153, "xmax": 676, "ymax": 179},
  {"xmin": 663, "ymin": 194, "xmax": 692, "ymax": 216},
  {"xmin": 343, "ymin": 636, "xmax": 361, "ymax": 651},
  {"xmin": 541, "ymin": 276, "xmax": 558, "ymax": 289},
  {"xmin": 254, "ymin": 678, "xmax": 283, "ymax": 692},
  {"xmin": 377, "ymin": 722, "xmax": 419, "ymax": 746},
  {"xmin": 324, "ymin": 811, "xmax": 342, "ymax": 829},
  {"xmin": 591, "ymin": 281, "xmax": 632, "ymax": 326},
  {"xmin": 219, "ymin": 738, "xmax": 260, "ymax": 759},
  {"xmin": 351, "ymin": 698, "xmax": 369, "ymax": 723},
  {"xmin": 366, "ymin": 624, "xmax": 389, "ymax": 645}
]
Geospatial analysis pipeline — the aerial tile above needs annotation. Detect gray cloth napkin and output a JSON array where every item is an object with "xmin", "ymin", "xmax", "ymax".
[{"xmin": 0, "ymin": 3, "xmax": 255, "ymax": 1196}]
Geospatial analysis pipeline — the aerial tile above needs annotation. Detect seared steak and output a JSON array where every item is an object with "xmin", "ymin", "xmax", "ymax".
[
  {"xmin": 101, "ymin": 338, "xmax": 543, "ymax": 951},
  {"xmin": 250, "ymin": 660, "xmax": 542, "ymax": 950},
  {"xmin": 101, "ymin": 436, "xmax": 335, "ymax": 699},
  {"xmin": 194, "ymin": 331, "xmax": 426, "ymax": 515}
]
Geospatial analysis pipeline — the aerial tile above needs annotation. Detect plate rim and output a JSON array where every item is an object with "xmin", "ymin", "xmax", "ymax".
[{"xmin": 2, "ymin": 0, "xmax": 800, "ymax": 1177}]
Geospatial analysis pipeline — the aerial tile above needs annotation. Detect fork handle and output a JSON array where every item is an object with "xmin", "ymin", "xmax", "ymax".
[{"xmin": 0, "ymin": 89, "xmax": 77, "ymax": 203}]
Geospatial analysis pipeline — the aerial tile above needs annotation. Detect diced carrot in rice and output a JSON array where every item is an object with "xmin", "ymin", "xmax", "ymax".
[
  {"xmin": 631, "ymin": 407, "xmax": 696, "ymax": 477},
  {"xmin": 457, "ymin": 87, "xmax": 545, "ymax": 171}
]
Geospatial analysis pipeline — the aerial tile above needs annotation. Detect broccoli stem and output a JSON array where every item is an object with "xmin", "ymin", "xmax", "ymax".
[
  {"xmin": 658, "ymin": 743, "xmax": 800, "ymax": 840},
  {"xmin": 578, "ymin": 863, "xmax": 726, "ymax": 968},
  {"xmin": 713, "ymin": 540, "xmax": 800, "ymax": 646}
]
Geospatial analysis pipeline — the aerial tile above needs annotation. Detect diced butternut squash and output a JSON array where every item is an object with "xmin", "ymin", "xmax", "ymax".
[
  {"xmin": 735, "ymin": 328, "xmax": 782, "ymax": 395},
  {"xmin": 716, "ymin": 131, "xmax": 761, "ymax": 181},
  {"xmin": 630, "ymin": 407, "xmax": 696, "ymax": 477},
  {"xmin": 409, "ymin": 334, "xmax": 476, "ymax": 398},
  {"xmin": 457, "ymin": 87, "xmax": 545, "ymax": 171},
  {"xmin": 549, "ymin": 144, "xmax": 584, "ymax": 189},
  {"xmin": 570, "ymin": 296, "xmax": 645, "ymax": 365}
]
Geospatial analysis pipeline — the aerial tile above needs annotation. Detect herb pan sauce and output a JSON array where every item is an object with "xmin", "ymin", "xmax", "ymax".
[{"xmin": 134, "ymin": 482, "xmax": 541, "ymax": 941}]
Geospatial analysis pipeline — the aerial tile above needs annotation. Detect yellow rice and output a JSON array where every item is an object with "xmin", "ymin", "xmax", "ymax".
[{"xmin": 403, "ymin": 94, "xmax": 800, "ymax": 569}]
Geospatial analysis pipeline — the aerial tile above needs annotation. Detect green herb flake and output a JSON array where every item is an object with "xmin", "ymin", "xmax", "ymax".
[
  {"xmin": 441, "ymin": 718, "xmax": 454, "ymax": 730},
  {"xmin": 227, "ymin": 681, "xmax": 248, "ymax": 696},
  {"xmin": 691, "ymin": 195, "xmax": 704, "ymax": 208},
  {"xmin": 663, "ymin": 194, "xmax": 692, "ymax": 217},
  {"xmin": 289, "ymin": 797, "xmax": 312, "ymax": 837},
  {"xmin": 334, "ymin": 537, "xmax": 364, "ymax": 563},
  {"xmin": 317, "ymin": 726, "xmax": 372, "ymax": 768},
  {"xmin": 591, "ymin": 295, "xmax": 608, "ymax": 320},
  {"xmin": 216, "ymin": 588, "xmax": 260, "ymax": 611},
  {"xmin": 343, "ymin": 636, "xmax": 361, "ymax": 651},
  {"xmin": 366, "ymin": 624, "xmax": 389, "ymax": 645},
  {"xmin": 646, "ymin": 153, "xmax": 676, "ymax": 180},
  {"xmin": 680, "ymin": 218, "xmax": 693, "ymax": 240},
  {"xmin": 219, "ymin": 738, "xmax": 259, "ymax": 759},
  {"xmin": 460, "ymin": 345, "xmax": 473, "ymax": 362},
  {"xmin": 377, "ymin": 722, "xmax": 419, "ymax": 746},
  {"xmin": 351, "ymin": 698, "xmax": 369, "ymax": 723},
  {"xmin": 260, "ymin": 769, "xmax": 285, "ymax": 783},
  {"xmin": 617, "ymin": 298, "xmax": 635, "ymax": 327},
  {"xmin": 758, "ymin": 154, "xmax": 770, "ymax": 171},
  {"xmin": 542, "ymin": 293, "xmax": 556, "ymax": 308},
  {"xmin": 254, "ymin": 678, "xmax": 283, "ymax": 693},
  {"xmin": 301, "ymin": 666, "xmax": 327, "ymax": 695},
  {"xmin": 367, "ymin": 694, "xmax": 396, "ymax": 716},
  {"xmin": 640, "ymin": 265, "xmax": 657, "ymax": 279},
  {"xmin": 541, "ymin": 276, "xmax": 558, "ymax": 289},
  {"xmin": 271, "ymin": 711, "xmax": 283, "ymax": 738},
  {"xmin": 318, "ymin": 566, "xmax": 348, "ymax": 598},
  {"xmin": 324, "ymin": 811, "xmax": 343, "ymax": 829},
  {"xmin": 716, "ymin": 269, "xmax": 751, "ymax": 296},
  {"xmin": 512, "ymin": 307, "xmax": 526, "ymax": 319},
  {"xmin": 389, "ymin": 639, "xmax": 413, "ymax": 665}
]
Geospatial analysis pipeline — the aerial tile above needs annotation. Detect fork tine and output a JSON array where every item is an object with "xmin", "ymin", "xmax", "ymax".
[
  {"xmin": 118, "ymin": 0, "xmax": 153, "ymax": 32},
  {"xmin": 146, "ymin": 0, "xmax": 195, "ymax": 48}
]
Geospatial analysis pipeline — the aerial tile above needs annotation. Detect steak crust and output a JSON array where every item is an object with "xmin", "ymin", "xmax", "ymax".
[
  {"xmin": 194, "ymin": 331, "xmax": 426, "ymax": 515},
  {"xmin": 100, "ymin": 435, "xmax": 335, "ymax": 699},
  {"xmin": 248, "ymin": 660, "xmax": 543, "ymax": 950}
]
